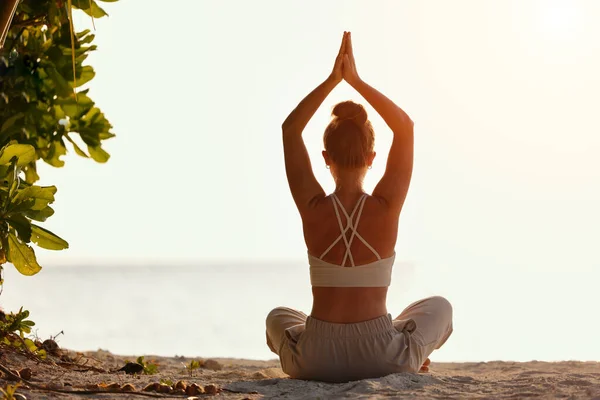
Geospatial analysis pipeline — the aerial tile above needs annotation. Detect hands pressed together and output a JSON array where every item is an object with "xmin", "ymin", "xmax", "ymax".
[{"xmin": 330, "ymin": 31, "xmax": 361, "ymax": 87}]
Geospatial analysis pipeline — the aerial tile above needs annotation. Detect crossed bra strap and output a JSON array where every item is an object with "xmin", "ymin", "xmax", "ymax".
[{"xmin": 318, "ymin": 193, "xmax": 382, "ymax": 267}]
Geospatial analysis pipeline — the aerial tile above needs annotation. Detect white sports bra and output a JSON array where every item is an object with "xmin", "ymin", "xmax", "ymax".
[{"xmin": 309, "ymin": 193, "xmax": 395, "ymax": 288}]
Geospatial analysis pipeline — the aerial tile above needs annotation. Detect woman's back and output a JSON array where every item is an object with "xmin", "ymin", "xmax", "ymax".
[{"xmin": 302, "ymin": 192, "xmax": 400, "ymax": 323}]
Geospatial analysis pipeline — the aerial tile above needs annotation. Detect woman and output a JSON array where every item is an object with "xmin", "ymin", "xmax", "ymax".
[{"xmin": 266, "ymin": 32, "xmax": 453, "ymax": 383}]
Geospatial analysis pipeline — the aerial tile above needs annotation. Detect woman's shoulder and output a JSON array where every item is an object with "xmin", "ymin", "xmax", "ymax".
[{"xmin": 301, "ymin": 192, "xmax": 394, "ymax": 223}]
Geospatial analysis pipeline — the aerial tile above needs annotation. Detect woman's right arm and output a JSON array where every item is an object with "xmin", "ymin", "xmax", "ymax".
[{"xmin": 343, "ymin": 33, "xmax": 414, "ymax": 213}]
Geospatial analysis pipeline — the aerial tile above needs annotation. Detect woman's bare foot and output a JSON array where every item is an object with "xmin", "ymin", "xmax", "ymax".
[{"xmin": 419, "ymin": 358, "xmax": 431, "ymax": 373}]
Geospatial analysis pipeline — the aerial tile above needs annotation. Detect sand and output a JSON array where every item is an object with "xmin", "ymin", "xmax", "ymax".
[{"xmin": 3, "ymin": 349, "xmax": 600, "ymax": 399}]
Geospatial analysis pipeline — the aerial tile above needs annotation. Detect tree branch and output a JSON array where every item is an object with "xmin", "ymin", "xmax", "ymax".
[
  {"xmin": 0, "ymin": 0, "xmax": 20, "ymax": 50},
  {"xmin": 9, "ymin": 16, "xmax": 47, "ymax": 29}
]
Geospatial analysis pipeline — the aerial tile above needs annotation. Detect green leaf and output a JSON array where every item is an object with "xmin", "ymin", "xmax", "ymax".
[
  {"xmin": 76, "ymin": 29, "xmax": 91, "ymax": 39},
  {"xmin": 45, "ymin": 140, "xmax": 67, "ymax": 167},
  {"xmin": 24, "ymin": 165, "xmax": 40, "ymax": 184},
  {"xmin": 56, "ymin": 94, "xmax": 94, "ymax": 118},
  {"xmin": 13, "ymin": 186, "xmax": 57, "ymax": 211},
  {"xmin": 54, "ymin": 105, "xmax": 66, "ymax": 120},
  {"xmin": 46, "ymin": 67, "xmax": 73, "ymax": 97},
  {"xmin": 7, "ymin": 214, "xmax": 32, "ymax": 243},
  {"xmin": 7, "ymin": 233, "xmax": 42, "ymax": 276},
  {"xmin": 0, "ymin": 113, "xmax": 24, "ymax": 135},
  {"xmin": 78, "ymin": 33, "xmax": 96, "ymax": 45},
  {"xmin": 71, "ymin": 0, "xmax": 108, "ymax": 17},
  {"xmin": 73, "ymin": 65, "xmax": 95, "ymax": 87},
  {"xmin": 0, "ymin": 144, "xmax": 36, "ymax": 166},
  {"xmin": 65, "ymin": 135, "xmax": 89, "ymax": 157},
  {"xmin": 8, "ymin": 199, "xmax": 36, "ymax": 214},
  {"xmin": 24, "ymin": 338, "xmax": 37, "ymax": 352},
  {"xmin": 99, "ymin": 132, "xmax": 116, "ymax": 140},
  {"xmin": 88, "ymin": 146, "xmax": 110, "ymax": 163},
  {"xmin": 0, "ymin": 165, "xmax": 9, "ymax": 179},
  {"xmin": 24, "ymin": 206, "xmax": 55, "ymax": 222},
  {"xmin": 30, "ymin": 224, "xmax": 69, "ymax": 250}
]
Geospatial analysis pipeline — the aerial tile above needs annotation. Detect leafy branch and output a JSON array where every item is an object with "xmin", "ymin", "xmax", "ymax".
[{"xmin": 0, "ymin": 0, "xmax": 117, "ymax": 280}]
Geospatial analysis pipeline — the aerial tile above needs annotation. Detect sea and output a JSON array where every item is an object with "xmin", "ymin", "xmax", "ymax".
[{"xmin": 2, "ymin": 261, "xmax": 599, "ymax": 363}]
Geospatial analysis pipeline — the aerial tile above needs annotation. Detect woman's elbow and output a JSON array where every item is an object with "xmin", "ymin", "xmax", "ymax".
[{"xmin": 281, "ymin": 122, "xmax": 302, "ymax": 137}]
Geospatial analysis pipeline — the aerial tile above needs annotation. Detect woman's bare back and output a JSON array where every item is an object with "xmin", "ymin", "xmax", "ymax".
[{"xmin": 302, "ymin": 193, "xmax": 400, "ymax": 322}]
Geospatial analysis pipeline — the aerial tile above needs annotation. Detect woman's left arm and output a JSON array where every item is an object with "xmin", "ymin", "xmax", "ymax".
[{"xmin": 282, "ymin": 33, "xmax": 347, "ymax": 215}]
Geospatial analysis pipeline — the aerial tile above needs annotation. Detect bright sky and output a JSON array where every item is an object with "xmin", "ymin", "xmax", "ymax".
[{"xmin": 23, "ymin": 0, "xmax": 600, "ymax": 361}]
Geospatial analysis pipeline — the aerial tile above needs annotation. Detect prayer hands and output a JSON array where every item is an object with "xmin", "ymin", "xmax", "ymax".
[
  {"xmin": 341, "ymin": 32, "xmax": 361, "ymax": 86},
  {"xmin": 329, "ymin": 32, "xmax": 347, "ymax": 84},
  {"xmin": 329, "ymin": 32, "xmax": 361, "ymax": 87}
]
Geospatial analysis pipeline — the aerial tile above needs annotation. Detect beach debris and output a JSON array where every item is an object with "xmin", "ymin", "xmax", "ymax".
[
  {"xmin": 115, "ymin": 361, "xmax": 144, "ymax": 375},
  {"xmin": 104, "ymin": 382, "xmax": 122, "ymax": 392},
  {"xmin": 41, "ymin": 339, "xmax": 60, "ymax": 356},
  {"xmin": 157, "ymin": 383, "xmax": 173, "ymax": 394},
  {"xmin": 174, "ymin": 380, "xmax": 187, "ymax": 390},
  {"xmin": 143, "ymin": 382, "xmax": 159, "ymax": 392},
  {"xmin": 187, "ymin": 397, "xmax": 199, "ymax": 400},
  {"xmin": 202, "ymin": 359, "xmax": 223, "ymax": 371},
  {"xmin": 17, "ymin": 368, "xmax": 32, "ymax": 380},
  {"xmin": 121, "ymin": 383, "xmax": 136, "ymax": 392},
  {"xmin": 46, "ymin": 382, "xmax": 63, "ymax": 390},
  {"xmin": 85, "ymin": 383, "xmax": 101, "ymax": 390},
  {"xmin": 185, "ymin": 383, "xmax": 204, "ymax": 396},
  {"xmin": 0, "ymin": 382, "xmax": 24, "ymax": 400},
  {"xmin": 204, "ymin": 384, "xmax": 220, "ymax": 395},
  {"xmin": 159, "ymin": 378, "xmax": 174, "ymax": 386},
  {"xmin": 5, "ymin": 369, "xmax": 21, "ymax": 381}
]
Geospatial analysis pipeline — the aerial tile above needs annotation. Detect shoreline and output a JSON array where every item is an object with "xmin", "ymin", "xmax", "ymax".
[{"xmin": 3, "ymin": 348, "xmax": 600, "ymax": 399}]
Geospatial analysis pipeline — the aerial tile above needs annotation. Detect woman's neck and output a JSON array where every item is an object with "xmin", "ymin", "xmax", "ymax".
[{"xmin": 333, "ymin": 174, "xmax": 365, "ymax": 196}]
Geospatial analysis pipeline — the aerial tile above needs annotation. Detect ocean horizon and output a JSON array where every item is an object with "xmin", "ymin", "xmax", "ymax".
[{"xmin": 3, "ymin": 260, "xmax": 598, "ymax": 363}]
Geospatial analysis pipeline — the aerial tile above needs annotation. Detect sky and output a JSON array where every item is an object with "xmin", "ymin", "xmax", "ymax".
[{"xmin": 9, "ymin": 0, "xmax": 600, "ymax": 361}]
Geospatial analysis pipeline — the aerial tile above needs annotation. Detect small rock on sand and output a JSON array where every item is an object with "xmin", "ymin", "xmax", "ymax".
[
  {"xmin": 158, "ymin": 383, "xmax": 173, "ymax": 393},
  {"xmin": 143, "ymin": 382, "xmax": 159, "ymax": 392},
  {"xmin": 203, "ymin": 359, "xmax": 223, "ymax": 371},
  {"xmin": 18, "ymin": 368, "xmax": 32, "ymax": 380},
  {"xmin": 186, "ymin": 383, "xmax": 204, "ymax": 395},
  {"xmin": 204, "ymin": 384, "xmax": 220, "ymax": 395}
]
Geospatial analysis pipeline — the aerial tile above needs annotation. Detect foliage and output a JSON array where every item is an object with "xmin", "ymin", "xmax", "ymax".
[
  {"xmin": 0, "ymin": 0, "xmax": 116, "ymax": 279},
  {"xmin": 0, "ymin": 382, "xmax": 21, "ymax": 400},
  {"xmin": 137, "ymin": 356, "xmax": 159, "ymax": 375},
  {"xmin": 0, "ymin": 307, "xmax": 34, "ymax": 337},
  {"xmin": 159, "ymin": 378, "xmax": 174, "ymax": 387},
  {"xmin": 185, "ymin": 359, "xmax": 201, "ymax": 377},
  {"xmin": 0, "ymin": 143, "xmax": 68, "ymax": 277},
  {"xmin": 0, "ymin": 307, "xmax": 47, "ymax": 359}
]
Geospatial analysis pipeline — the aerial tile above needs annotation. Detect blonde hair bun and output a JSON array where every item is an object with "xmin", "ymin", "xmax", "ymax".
[{"xmin": 332, "ymin": 101, "xmax": 368, "ymax": 125}]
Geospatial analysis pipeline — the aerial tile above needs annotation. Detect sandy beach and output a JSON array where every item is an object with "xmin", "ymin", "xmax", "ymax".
[{"xmin": 3, "ymin": 347, "xmax": 599, "ymax": 399}]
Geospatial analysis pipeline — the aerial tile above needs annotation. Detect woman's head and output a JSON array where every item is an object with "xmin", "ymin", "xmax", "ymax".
[{"xmin": 322, "ymin": 101, "xmax": 375, "ymax": 179}]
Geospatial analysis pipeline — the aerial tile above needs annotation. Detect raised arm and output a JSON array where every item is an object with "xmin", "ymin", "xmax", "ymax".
[
  {"xmin": 342, "ymin": 32, "xmax": 414, "ymax": 213},
  {"xmin": 282, "ymin": 32, "xmax": 348, "ymax": 215}
]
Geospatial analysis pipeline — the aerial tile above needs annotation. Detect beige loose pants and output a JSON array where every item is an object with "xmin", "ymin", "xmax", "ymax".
[{"xmin": 266, "ymin": 296, "xmax": 453, "ymax": 383}]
